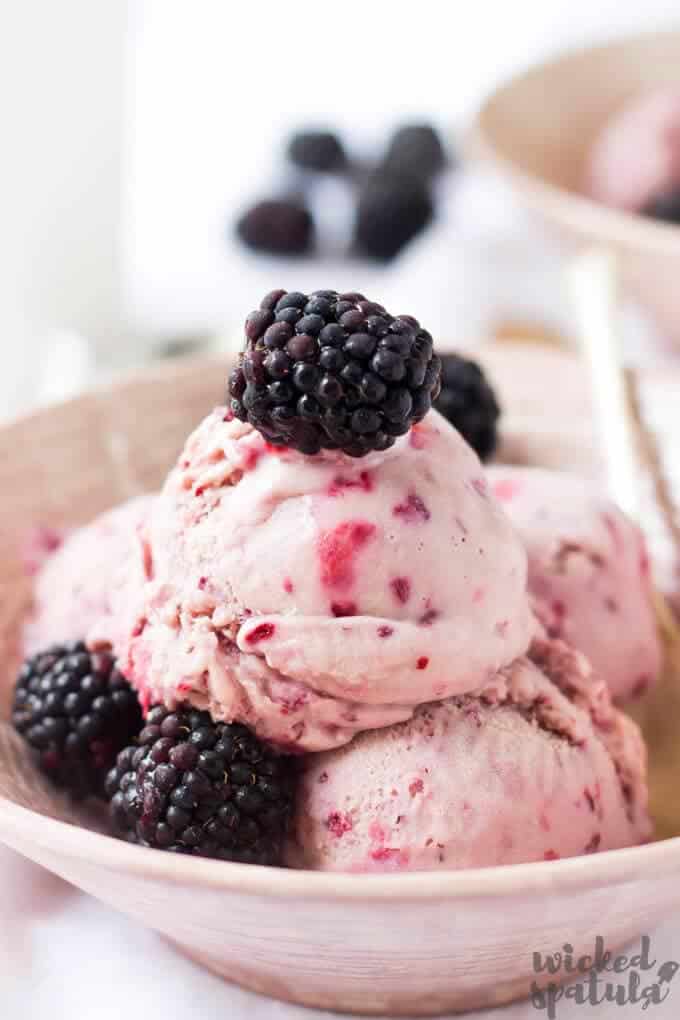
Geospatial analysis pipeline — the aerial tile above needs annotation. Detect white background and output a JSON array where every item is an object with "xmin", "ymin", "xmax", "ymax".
[
  {"xmin": 1, "ymin": 0, "xmax": 680, "ymax": 364},
  {"xmin": 124, "ymin": 0, "xmax": 680, "ymax": 339}
]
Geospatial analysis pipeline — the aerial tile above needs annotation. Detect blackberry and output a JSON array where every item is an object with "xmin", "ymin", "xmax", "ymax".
[
  {"xmin": 236, "ymin": 199, "xmax": 313, "ymax": 255},
  {"xmin": 288, "ymin": 130, "xmax": 347, "ymax": 173},
  {"xmin": 642, "ymin": 189, "xmax": 680, "ymax": 226},
  {"xmin": 105, "ymin": 706, "xmax": 294, "ymax": 865},
  {"xmin": 434, "ymin": 354, "xmax": 500, "ymax": 461},
  {"xmin": 354, "ymin": 173, "xmax": 434, "ymax": 260},
  {"xmin": 12, "ymin": 642, "xmax": 143, "ymax": 799},
  {"xmin": 382, "ymin": 123, "xmax": 448, "ymax": 181},
  {"xmin": 229, "ymin": 289, "xmax": 442, "ymax": 457}
]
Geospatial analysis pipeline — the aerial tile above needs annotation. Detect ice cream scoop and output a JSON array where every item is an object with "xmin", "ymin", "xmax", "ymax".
[
  {"xmin": 487, "ymin": 466, "xmax": 661, "ymax": 703},
  {"xmin": 23, "ymin": 496, "xmax": 154, "ymax": 656},
  {"xmin": 477, "ymin": 343, "xmax": 680, "ymax": 604},
  {"xmin": 286, "ymin": 637, "xmax": 650, "ymax": 871},
  {"xmin": 586, "ymin": 88, "xmax": 680, "ymax": 213},
  {"xmin": 113, "ymin": 408, "xmax": 534, "ymax": 751}
]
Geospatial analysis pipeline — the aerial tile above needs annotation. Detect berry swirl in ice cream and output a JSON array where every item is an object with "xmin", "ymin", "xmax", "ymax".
[
  {"xmin": 112, "ymin": 409, "xmax": 534, "ymax": 751},
  {"xmin": 286, "ymin": 638, "xmax": 650, "ymax": 871}
]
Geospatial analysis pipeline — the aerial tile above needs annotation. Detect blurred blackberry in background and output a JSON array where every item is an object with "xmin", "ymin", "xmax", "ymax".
[
  {"xmin": 288, "ymin": 131, "xmax": 347, "ymax": 173},
  {"xmin": 234, "ymin": 120, "xmax": 454, "ymax": 261},
  {"xmin": 12, "ymin": 642, "xmax": 143, "ymax": 799},
  {"xmin": 354, "ymin": 173, "xmax": 434, "ymax": 260},
  {"xmin": 236, "ymin": 199, "xmax": 313, "ymax": 255},
  {"xmin": 229, "ymin": 288, "xmax": 441, "ymax": 457},
  {"xmin": 434, "ymin": 353, "xmax": 500, "ymax": 461},
  {"xmin": 382, "ymin": 123, "xmax": 448, "ymax": 181},
  {"xmin": 106, "ymin": 705, "xmax": 294, "ymax": 865},
  {"xmin": 643, "ymin": 189, "xmax": 680, "ymax": 226}
]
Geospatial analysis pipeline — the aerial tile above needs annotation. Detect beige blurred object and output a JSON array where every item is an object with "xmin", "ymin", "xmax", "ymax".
[
  {"xmin": 0, "ymin": 356, "xmax": 680, "ymax": 1015},
  {"xmin": 470, "ymin": 30, "xmax": 680, "ymax": 345},
  {"xmin": 638, "ymin": 592, "xmax": 680, "ymax": 841},
  {"xmin": 625, "ymin": 361, "xmax": 680, "ymax": 840},
  {"xmin": 491, "ymin": 319, "xmax": 570, "ymax": 347}
]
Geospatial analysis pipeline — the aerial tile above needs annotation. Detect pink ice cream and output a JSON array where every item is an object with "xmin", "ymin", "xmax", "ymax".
[
  {"xmin": 23, "ymin": 496, "xmax": 154, "ymax": 656},
  {"xmin": 586, "ymin": 88, "xmax": 680, "ymax": 212},
  {"xmin": 487, "ymin": 466, "xmax": 662, "ymax": 703},
  {"xmin": 287, "ymin": 638, "xmax": 650, "ymax": 871},
  {"xmin": 113, "ymin": 408, "xmax": 534, "ymax": 751}
]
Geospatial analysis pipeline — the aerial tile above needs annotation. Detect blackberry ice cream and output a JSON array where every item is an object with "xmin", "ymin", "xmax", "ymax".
[
  {"xmin": 287, "ymin": 639, "xmax": 650, "ymax": 871},
  {"xmin": 113, "ymin": 409, "xmax": 533, "ymax": 751}
]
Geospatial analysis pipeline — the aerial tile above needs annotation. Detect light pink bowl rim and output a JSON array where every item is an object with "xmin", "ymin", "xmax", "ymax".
[{"xmin": 1, "ymin": 794, "xmax": 678, "ymax": 900}]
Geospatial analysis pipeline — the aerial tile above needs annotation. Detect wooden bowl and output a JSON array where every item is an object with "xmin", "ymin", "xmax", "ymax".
[
  {"xmin": 1, "ymin": 356, "xmax": 680, "ymax": 1016},
  {"xmin": 470, "ymin": 30, "xmax": 680, "ymax": 344}
]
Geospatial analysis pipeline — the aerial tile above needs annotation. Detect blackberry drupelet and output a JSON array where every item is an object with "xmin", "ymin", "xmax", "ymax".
[
  {"xmin": 229, "ymin": 288, "xmax": 442, "ymax": 457},
  {"xmin": 236, "ymin": 199, "xmax": 313, "ymax": 255},
  {"xmin": 382, "ymin": 124, "xmax": 448, "ymax": 181},
  {"xmin": 288, "ymin": 130, "xmax": 347, "ymax": 173},
  {"xmin": 354, "ymin": 173, "xmax": 434, "ymax": 260},
  {"xmin": 12, "ymin": 642, "xmax": 143, "ymax": 799},
  {"xmin": 434, "ymin": 353, "xmax": 500, "ymax": 461},
  {"xmin": 106, "ymin": 706, "xmax": 294, "ymax": 864}
]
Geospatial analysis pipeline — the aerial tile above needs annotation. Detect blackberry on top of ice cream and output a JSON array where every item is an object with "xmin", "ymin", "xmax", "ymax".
[
  {"xmin": 12, "ymin": 642, "xmax": 143, "ymax": 799},
  {"xmin": 106, "ymin": 705, "xmax": 294, "ymax": 865},
  {"xmin": 434, "ymin": 353, "xmax": 500, "ymax": 461},
  {"xmin": 229, "ymin": 288, "xmax": 442, "ymax": 456}
]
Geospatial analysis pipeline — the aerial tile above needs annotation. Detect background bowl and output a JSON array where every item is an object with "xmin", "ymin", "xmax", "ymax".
[
  {"xmin": 1, "ymin": 356, "xmax": 680, "ymax": 1016},
  {"xmin": 470, "ymin": 30, "xmax": 680, "ymax": 345}
]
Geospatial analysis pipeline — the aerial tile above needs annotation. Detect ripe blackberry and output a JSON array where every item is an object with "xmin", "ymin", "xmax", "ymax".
[
  {"xmin": 236, "ymin": 199, "xmax": 313, "ymax": 255},
  {"xmin": 434, "ymin": 353, "xmax": 500, "ymax": 461},
  {"xmin": 354, "ymin": 173, "xmax": 434, "ymax": 260},
  {"xmin": 229, "ymin": 289, "xmax": 442, "ymax": 457},
  {"xmin": 382, "ymin": 123, "xmax": 448, "ymax": 181},
  {"xmin": 12, "ymin": 642, "xmax": 143, "ymax": 799},
  {"xmin": 106, "ymin": 706, "xmax": 294, "ymax": 865},
  {"xmin": 288, "ymin": 130, "xmax": 347, "ymax": 173},
  {"xmin": 643, "ymin": 189, "xmax": 680, "ymax": 226}
]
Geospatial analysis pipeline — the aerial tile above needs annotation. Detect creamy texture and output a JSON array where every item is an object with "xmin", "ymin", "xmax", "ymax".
[
  {"xmin": 488, "ymin": 466, "xmax": 662, "ymax": 703},
  {"xmin": 114, "ymin": 409, "xmax": 534, "ymax": 750},
  {"xmin": 586, "ymin": 88, "xmax": 680, "ymax": 212},
  {"xmin": 23, "ymin": 496, "xmax": 154, "ymax": 656},
  {"xmin": 287, "ymin": 638, "xmax": 650, "ymax": 872}
]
